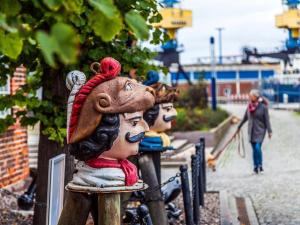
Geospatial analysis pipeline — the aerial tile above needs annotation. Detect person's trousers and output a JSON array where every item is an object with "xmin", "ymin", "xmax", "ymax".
[{"xmin": 251, "ymin": 142, "xmax": 262, "ymax": 168}]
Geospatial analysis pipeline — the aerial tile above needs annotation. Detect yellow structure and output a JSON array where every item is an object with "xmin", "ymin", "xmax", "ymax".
[
  {"xmin": 276, "ymin": 9, "xmax": 300, "ymax": 38},
  {"xmin": 153, "ymin": 8, "xmax": 192, "ymax": 39},
  {"xmin": 153, "ymin": 8, "xmax": 192, "ymax": 29}
]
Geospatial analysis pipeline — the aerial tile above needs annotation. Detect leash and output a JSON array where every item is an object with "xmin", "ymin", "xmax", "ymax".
[
  {"xmin": 237, "ymin": 129, "xmax": 246, "ymax": 158},
  {"xmin": 207, "ymin": 128, "xmax": 246, "ymax": 166}
]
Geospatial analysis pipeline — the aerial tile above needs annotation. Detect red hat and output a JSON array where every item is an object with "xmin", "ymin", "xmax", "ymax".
[{"xmin": 67, "ymin": 57, "xmax": 121, "ymax": 143}]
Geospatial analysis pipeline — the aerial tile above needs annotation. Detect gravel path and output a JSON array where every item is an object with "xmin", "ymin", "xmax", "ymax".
[
  {"xmin": 172, "ymin": 192, "xmax": 220, "ymax": 225},
  {"xmin": 208, "ymin": 104, "xmax": 300, "ymax": 225},
  {"xmin": 0, "ymin": 179, "xmax": 33, "ymax": 225}
]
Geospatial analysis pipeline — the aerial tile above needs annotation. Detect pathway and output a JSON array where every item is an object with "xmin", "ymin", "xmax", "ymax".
[{"xmin": 208, "ymin": 104, "xmax": 300, "ymax": 225}]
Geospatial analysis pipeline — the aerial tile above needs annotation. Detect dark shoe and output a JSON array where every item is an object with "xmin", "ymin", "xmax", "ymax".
[
  {"xmin": 259, "ymin": 167, "xmax": 264, "ymax": 174},
  {"xmin": 253, "ymin": 167, "xmax": 258, "ymax": 174}
]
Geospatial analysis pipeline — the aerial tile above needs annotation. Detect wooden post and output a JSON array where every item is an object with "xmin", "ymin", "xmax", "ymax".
[
  {"xmin": 152, "ymin": 152, "xmax": 162, "ymax": 184},
  {"xmin": 139, "ymin": 154, "xmax": 168, "ymax": 225},
  {"xmin": 57, "ymin": 191, "xmax": 92, "ymax": 225},
  {"xmin": 98, "ymin": 193, "xmax": 121, "ymax": 225}
]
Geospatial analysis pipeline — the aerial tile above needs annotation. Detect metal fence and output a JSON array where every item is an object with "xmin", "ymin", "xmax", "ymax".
[{"xmin": 261, "ymin": 78, "xmax": 300, "ymax": 104}]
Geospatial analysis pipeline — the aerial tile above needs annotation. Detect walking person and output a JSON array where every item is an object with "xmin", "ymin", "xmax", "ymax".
[{"xmin": 237, "ymin": 89, "xmax": 272, "ymax": 174}]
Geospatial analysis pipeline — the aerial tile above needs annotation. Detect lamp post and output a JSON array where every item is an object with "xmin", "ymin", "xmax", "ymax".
[
  {"xmin": 216, "ymin": 27, "xmax": 225, "ymax": 64},
  {"xmin": 210, "ymin": 36, "xmax": 217, "ymax": 111}
]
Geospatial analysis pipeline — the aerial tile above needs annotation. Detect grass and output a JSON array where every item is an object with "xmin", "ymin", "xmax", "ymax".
[{"xmin": 172, "ymin": 107, "xmax": 229, "ymax": 132}]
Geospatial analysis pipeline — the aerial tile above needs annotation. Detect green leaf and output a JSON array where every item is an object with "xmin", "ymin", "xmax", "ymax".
[
  {"xmin": 63, "ymin": 0, "xmax": 84, "ymax": 14},
  {"xmin": 0, "ymin": 30, "xmax": 23, "ymax": 59},
  {"xmin": 0, "ymin": 0, "xmax": 21, "ymax": 16},
  {"xmin": 36, "ymin": 31, "xmax": 57, "ymax": 67},
  {"xmin": 88, "ymin": 11, "xmax": 122, "ymax": 42},
  {"xmin": 43, "ymin": 0, "xmax": 63, "ymax": 11},
  {"xmin": 0, "ymin": 115, "xmax": 15, "ymax": 134},
  {"xmin": 88, "ymin": 0, "xmax": 118, "ymax": 19},
  {"xmin": 0, "ymin": 13, "xmax": 17, "ymax": 33},
  {"xmin": 36, "ymin": 23, "xmax": 79, "ymax": 67},
  {"xmin": 51, "ymin": 23, "xmax": 79, "ymax": 64},
  {"xmin": 125, "ymin": 10, "xmax": 149, "ymax": 40}
]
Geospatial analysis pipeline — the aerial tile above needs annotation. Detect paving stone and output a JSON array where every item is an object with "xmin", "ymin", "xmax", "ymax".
[{"xmin": 208, "ymin": 104, "xmax": 300, "ymax": 225}]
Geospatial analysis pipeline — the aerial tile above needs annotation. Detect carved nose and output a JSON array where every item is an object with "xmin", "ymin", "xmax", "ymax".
[{"xmin": 146, "ymin": 86, "xmax": 155, "ymax": 97}]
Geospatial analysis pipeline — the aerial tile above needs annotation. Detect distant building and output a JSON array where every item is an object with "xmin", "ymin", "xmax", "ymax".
[
  {"xmin": 164, "ymin": 62, "xmax": 281, "ymax": 100},
  {"xmin": 0, "ymin": 66, "xmax": 29, "ymax": 187}
]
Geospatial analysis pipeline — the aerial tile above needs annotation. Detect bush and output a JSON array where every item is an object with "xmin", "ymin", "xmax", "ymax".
[
  {"xmin": 172, "ymin": 107, "xmax": 229, "ymax": 132},
  {"xmin": 173, "ymin": 74, "xmax": 228, "ymax": 132},
  {"xmin": 176, "ymin": 78, "xmax": 208, "ymax": 109}
]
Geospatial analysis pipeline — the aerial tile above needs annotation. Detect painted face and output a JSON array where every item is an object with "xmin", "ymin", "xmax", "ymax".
[
  {"xmin": 100, "ymin": 111, "xmax": 149, "ymax": 160},
  {"xmin": 150, "ymin": 103, "xmax": 177, "ymax": 132},
  {"xmin": 70, "ymin": 77, "xmax": 155, "ymax": 143}
]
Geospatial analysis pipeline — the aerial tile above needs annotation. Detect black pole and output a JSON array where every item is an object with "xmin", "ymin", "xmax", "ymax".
[
  {"xmin": 196, "ymin": 144, "xmax": 204, "ymax": 206},
  {"xmin": 210, "ymin": 36, "xmax": 217, "ymax": 111},
  {"xmin": 180, "ymin": 165, "xmax": 193, "ymax": 225},
  {"xmin": 200, "ymin": 137, "xmax": 207, "ymax": 192},
  {"xmin": 191, "ymin": 155, "xmax": 200, "ymax": 225}
]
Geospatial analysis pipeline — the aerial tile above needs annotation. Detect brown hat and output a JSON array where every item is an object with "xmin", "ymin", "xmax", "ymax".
[
  {"xmin": 150, "ymin": 83, "xmax": 179, "ymax": 104},
  {"xmin": 66, "ymin": 57, "xmax": 155, "ymax": 144}
]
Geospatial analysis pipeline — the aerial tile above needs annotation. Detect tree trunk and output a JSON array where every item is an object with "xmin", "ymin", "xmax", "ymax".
[
  {"xmin": 33, "ymin": 68, "xmax": 74, "ymax": 225},
  {"xmin": 57, "ymin": 192, "xmax": 92, "ymax": 225}
]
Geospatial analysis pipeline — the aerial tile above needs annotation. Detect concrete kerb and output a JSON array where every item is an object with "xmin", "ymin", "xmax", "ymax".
[
  {"xmin": 219, "ymin": 190, "xmax": 238, "ymax": 225},
  {"xmin": 244, "ymin": 197, "xmax": 260, "ymax": 225},
  {"xmin": 220, "ymin": 191, "xmax": 260, "ymax": 225},
  {"xmin": 171, "ymin": 115, "xmax": 233, "ymax": 147},
  {"xmin": 162, "ymin": 115, "xmax": 233, "ymax": 168}
]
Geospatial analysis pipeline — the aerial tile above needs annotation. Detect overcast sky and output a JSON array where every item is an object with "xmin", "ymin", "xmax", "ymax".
[{"xmin": 176, "ymin": 0, "xmax": 287, "ymax": 63}]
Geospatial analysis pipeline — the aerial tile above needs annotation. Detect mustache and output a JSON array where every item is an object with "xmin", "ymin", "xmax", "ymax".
[
  {"xmin": 163, "ymin": 115, "xmax": 176, "ymax": 122},
  {"xmin": 125, "ymin": 132, "xmax": 145, "ymax": 143}
]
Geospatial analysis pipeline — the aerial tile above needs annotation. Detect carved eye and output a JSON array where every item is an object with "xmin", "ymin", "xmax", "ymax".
[
  {"xmin": 130, "ymin": 118, "xmax": 140, "ymax": 127},
  {"xmin": 124, "ymin": 82, "xmax": 133, "ymax": 91},
  {"xmin": 131, "ymin": 121, "xmax": 138, "ymax": 126},
  {"xmin": 164, "ymin": 106, "xmax": 172, "ymax": 112}
]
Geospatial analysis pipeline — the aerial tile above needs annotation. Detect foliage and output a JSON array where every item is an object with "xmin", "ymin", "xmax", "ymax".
[
  {"xmin": 176, "ymin": 73, "xmax": 208, "ymax": 109},
  {"xmin": 172, "ymin": 107, "xmax": 229, "ymax": 132},
  {"xmin": 0, "ymin": 0, "xmax": 166, "ymax": 144}
]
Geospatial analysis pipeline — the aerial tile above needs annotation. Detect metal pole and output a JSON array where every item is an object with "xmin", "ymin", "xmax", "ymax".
[
  {"xmin": 180, "ymin": 165, "xmax": 193, "ymax": 225},
  {"xmin": 299, "ymin": 83, "xmax": 300, "ymax": 110},
  {"xmin": 195, "ymin": 144, "xmax": 203, "ymax": 206},
  {"xmin": 199, "ymin": 137, "xmax": 207, "ymax": 192},
  {"xmin": 216, "ymin": 27, "xmax": 224, "ymax": 64},
  {"xmin": 196, "ymin": 145, "xmax": 204, "ymax": 207},
  {"xmin": 191, "ymin": 155, "xmax": 200, "ymax": 224},
  {"xmin": 210, "ymin": 36, "xmax": 217, "ymax": 111}
]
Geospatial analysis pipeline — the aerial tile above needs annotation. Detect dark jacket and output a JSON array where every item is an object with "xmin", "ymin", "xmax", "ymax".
[{"xmin": 238, "ymin": 102, "xmax": 272, "ymax": 143}]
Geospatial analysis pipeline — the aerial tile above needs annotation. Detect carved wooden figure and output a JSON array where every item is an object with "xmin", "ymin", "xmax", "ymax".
[
  {"xmin": 58, "ymin": 57, "xmax": 155, "ymax": 225},
  {"xmin": 138, "ymin": 71, "xmax": 179, "ymax": 225}
]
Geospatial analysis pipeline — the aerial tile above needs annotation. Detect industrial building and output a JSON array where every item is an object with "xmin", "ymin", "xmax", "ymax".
[{"xmin": 162, "ymin": 62, "xmax": 281, "ymax": 99}]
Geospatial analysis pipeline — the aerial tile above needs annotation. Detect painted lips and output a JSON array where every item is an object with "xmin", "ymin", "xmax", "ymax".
[
  {"xmin": 125, "ymin": 132, "xmax": 145, "ymax": 143},
  {"xmin": 163, "ymin": 115, "xmax": 176, "ymax": 122}
]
